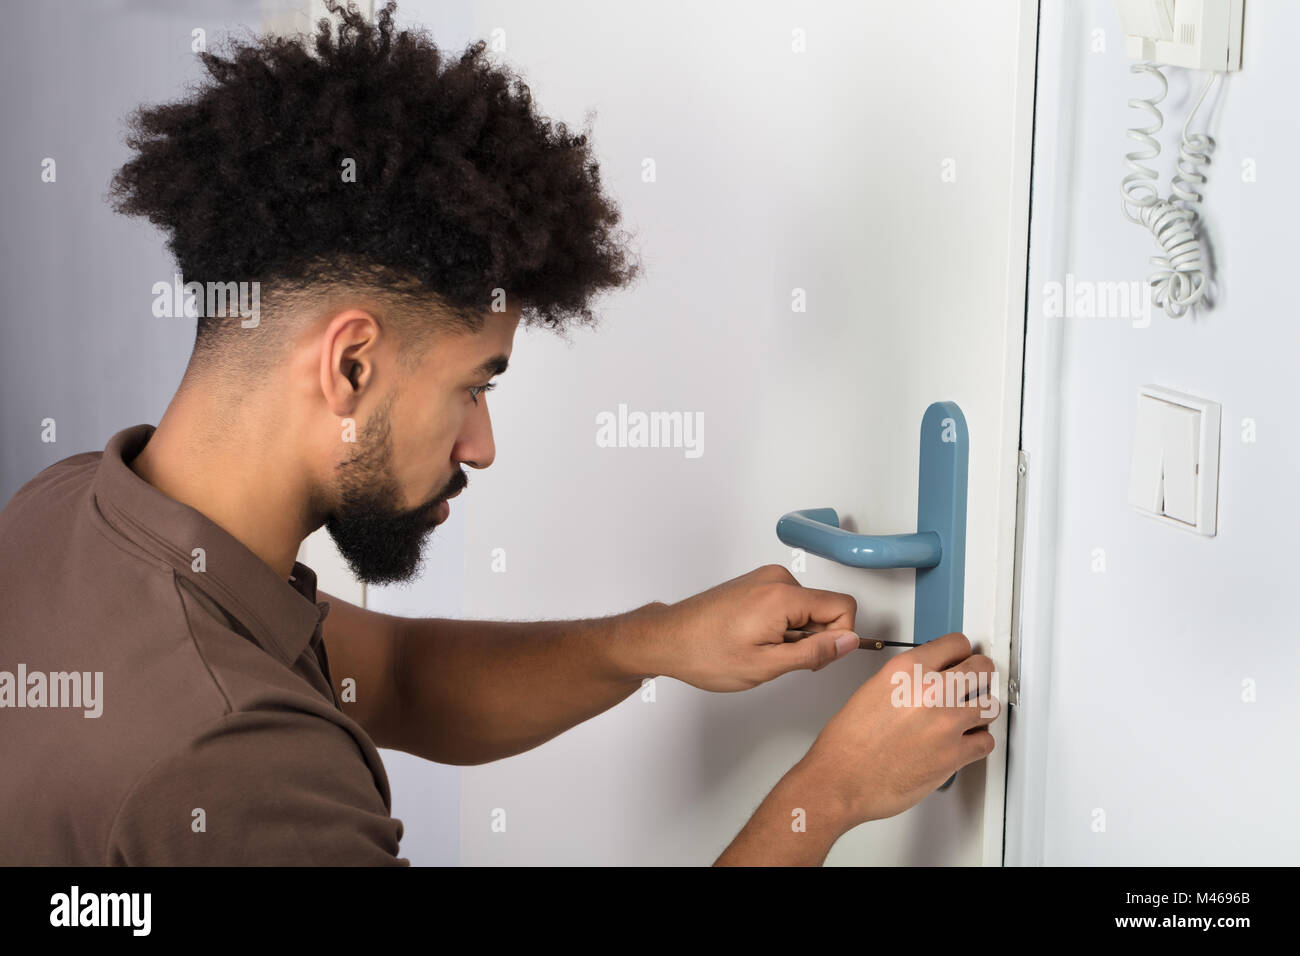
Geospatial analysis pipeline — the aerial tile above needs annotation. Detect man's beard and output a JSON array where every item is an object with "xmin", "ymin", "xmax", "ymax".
[{"xmin": 324, "ymin": 399, "xmax": 464, "ymax": 586}]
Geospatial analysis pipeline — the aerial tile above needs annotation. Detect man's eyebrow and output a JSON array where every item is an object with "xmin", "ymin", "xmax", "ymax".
[{"xmin": 471, "ymin": 354, "xmax": 510, "ymax": 378}]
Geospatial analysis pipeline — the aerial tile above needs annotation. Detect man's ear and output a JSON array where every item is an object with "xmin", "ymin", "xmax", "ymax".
[{"xmin": 318, "ymin": 308, "xmax": 383, "ymax": 416}]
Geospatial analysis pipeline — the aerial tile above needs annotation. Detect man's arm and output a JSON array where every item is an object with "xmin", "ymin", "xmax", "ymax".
[
  {"xmin": 320, "ymin": 565, "xmax": 862, "ymax": 766},
  {"xmin": 318, "ymin": 589, "xmax": 668, "ymax": 764},
  {"xmin": 713, "ymin": 757, "xmax": 853, "ymax": 866}
]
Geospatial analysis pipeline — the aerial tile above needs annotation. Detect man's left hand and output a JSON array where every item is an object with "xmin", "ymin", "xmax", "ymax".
[{"xmin": 632, "ymin": 564, "xmax": 860, "ymax": 692}]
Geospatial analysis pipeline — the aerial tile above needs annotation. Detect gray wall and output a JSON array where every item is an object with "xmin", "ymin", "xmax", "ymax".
[{"xmin": 0, "ymin": 0, "xmax": 272, "ymax": 501}]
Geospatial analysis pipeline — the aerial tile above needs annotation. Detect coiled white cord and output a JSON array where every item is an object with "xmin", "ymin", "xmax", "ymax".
[{"xmin": 1119, "ymin": 62, "xmax": 1221, "ymax": 318}]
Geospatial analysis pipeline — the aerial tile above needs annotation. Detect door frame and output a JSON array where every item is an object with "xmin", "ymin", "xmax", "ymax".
[
  {"xmin": 1002, "ymin": 0, "xmax": 1079, "ymax": 867},
  {"xmin": 976, "ymin": 0, "xmax": 1042, "ymax": 868}
]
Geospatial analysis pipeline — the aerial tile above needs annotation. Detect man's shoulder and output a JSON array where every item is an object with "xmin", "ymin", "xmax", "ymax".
[{"xmin": 0, "ymin": 446, "xmax": 100, "ymax": 521}]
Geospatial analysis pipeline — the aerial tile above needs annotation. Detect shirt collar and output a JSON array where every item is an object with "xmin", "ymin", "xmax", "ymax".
[{"xmin": 92, "ymin": 424, "xmax": 328, "ymax": 666}]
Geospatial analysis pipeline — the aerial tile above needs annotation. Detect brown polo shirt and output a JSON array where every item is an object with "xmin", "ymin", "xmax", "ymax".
[{"xmin": 0, "ymin": 424, "xmax": 408, "ymax": 865}]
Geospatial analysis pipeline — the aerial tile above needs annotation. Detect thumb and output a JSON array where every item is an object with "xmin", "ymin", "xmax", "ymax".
[{"xmin": 768, "ymin": 629, "xmax": 860, "ymax": 675}]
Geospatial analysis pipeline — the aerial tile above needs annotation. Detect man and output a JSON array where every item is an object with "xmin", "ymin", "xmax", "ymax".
[{"xmin": 0, "ymin": 0, "xmax": 996, "ymax": 866}]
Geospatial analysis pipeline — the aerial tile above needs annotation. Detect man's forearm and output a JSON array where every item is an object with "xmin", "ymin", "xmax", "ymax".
[
  {"xmin": 385, "ymin": 602, "xmax": 668, "ymax": 764},
  {"xmin": 714, "ymin": 757, "xmax": 853, "ymax": 865}
]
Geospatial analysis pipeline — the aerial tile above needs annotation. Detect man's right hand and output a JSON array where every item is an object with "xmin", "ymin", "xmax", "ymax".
[
  {"xmin": 801, "ymin": 632, "xmax": 999, "ymax": 827},
  {"xmin": 714, "ymin": 632, "xmax": 1000, "ymax": 865}
]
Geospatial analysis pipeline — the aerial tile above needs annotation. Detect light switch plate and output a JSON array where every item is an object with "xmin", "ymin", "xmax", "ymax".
[{"xmin": 1128, "ymin": 385, "xmax": 1221, "ymax": 535}]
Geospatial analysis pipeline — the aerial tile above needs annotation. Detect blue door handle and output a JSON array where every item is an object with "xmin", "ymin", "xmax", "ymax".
[
  {"xmin": 775, "ymin": 401, "xmax": 970, "ymax": 792},
  {"xmin": 775, "ymin": 401, "xmax": 968, "ymax": 643},
  {"xmin": 774, "ymin": 509, "xmax": 941, "ymax": 569}
]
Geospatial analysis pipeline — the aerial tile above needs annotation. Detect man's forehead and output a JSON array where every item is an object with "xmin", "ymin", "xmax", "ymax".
[{"xmin": 477, "ymin": 305, "xmax": 520, "ymax": 358}]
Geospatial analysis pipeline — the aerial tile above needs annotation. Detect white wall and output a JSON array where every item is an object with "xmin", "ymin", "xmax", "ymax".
[{"xmin": 1010, "ymin": 0, "xmax": 1300, "ymax": 865}]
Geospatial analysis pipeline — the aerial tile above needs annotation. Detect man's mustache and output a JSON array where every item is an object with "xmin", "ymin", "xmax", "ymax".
[{"xmin": 417, "ymin": 469, "xmax": 467, "ymax": 516}]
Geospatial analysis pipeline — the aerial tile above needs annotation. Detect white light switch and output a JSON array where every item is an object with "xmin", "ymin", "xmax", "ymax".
[
  {"xmin": 1128, "ymin": 385, "xmax": 1220, "ymax": 535},
  {"xmin": 1157, "ymin": 402, "xmax": 1198, "ymax": 523}
]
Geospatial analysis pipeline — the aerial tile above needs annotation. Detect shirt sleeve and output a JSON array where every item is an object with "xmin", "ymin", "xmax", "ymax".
[{"xmin": 105, "ymin": 708, "xmax": 409, "ymax": 866}]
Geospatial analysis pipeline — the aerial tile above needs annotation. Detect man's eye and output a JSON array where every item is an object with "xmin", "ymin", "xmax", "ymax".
[{"xmin": 468, "ymin": 382, "xmax": 497, "ymax": 405}]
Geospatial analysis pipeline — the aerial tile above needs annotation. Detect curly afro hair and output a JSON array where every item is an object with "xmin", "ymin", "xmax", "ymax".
[{"xmin": 109, "ymin": 0, "xmax": 642, "ymax": 373}]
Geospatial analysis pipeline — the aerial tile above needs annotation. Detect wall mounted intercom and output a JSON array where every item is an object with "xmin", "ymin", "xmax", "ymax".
[{"xmin": 1114, "ymin": 0, "xmax": 1245, "ymax": 318}]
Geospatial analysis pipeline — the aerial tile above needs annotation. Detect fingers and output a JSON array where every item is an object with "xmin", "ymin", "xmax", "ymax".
[
  {"xmin": 782, "ymin": 624, "xmax": 829, "ymax": 640},
  {"xmin": 943, "ymin": 650, "xmax": 994, "ymax": 679},
  {"xmin": 941, "ymin": 649, "xmax": 998, "ymax": 727},
  {"xmin": 903, "ymin": 632, "xmax": 973, "ymax": 670},
  {"xmin": 749, "ymin": 564, "xmax": 856, "ymax": 633},
  {"xmin": 776, "ymin": 582, "xmax": 857, "ymax": 634},
  {"xmin": 761, "ymin": 628, "xmax": 859, "ymax": 678},
  {"xmin": 965, "ymin": 696, "xmax": 1001, "ymax": 727},
  {"xmin": 943, "ymin": 653, "xmax": 995, "ymax": 700},
  {"xmin": 957, "ymin": 727, "xmax": 996, "ymax": 767},
  {"xmin": 952, "ymin": 687, "xmax": 1001, "ymax": 731},
  {"xmin": 893, "ymin": 635, "xmax": 1000, "ymax": 730}
]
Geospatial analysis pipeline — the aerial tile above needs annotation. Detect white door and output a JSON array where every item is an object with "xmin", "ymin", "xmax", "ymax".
[{"xmin": 439, "ymin": 0, "xmax": 1038, "ymax": 866}]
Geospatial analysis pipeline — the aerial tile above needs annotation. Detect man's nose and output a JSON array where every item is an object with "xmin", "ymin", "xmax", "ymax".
[{"xmin": 457, "ymin": 402, "xmax": 496, "ymax": 469}]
